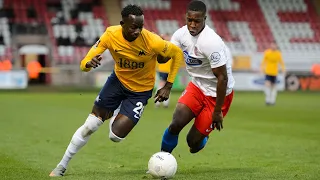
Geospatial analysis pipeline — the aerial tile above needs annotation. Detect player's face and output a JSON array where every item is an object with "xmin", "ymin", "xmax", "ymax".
[
  {"xmin": 186, "ymin": 11, "xmax": 206, "ymax": 36},
  {"xmin": 270, "ymin": 43, "xmax": 277, "ymax": 50},
  {"xmin": 121, "ymin": 14, "xmax": 144, "ymax": 42}
]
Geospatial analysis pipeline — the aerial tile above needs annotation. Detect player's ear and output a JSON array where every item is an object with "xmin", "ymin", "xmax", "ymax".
[
  {"xmin": 120, "ymin": 20, "xmax": 124, "ymax": 26},
  {"xmin": 204, "ymin": 15, "xmax": 207, "ymax": 21}
]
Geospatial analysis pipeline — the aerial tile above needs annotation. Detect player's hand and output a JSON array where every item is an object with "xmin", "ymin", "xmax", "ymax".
[
  {"xmin": 154, "ymin": 82, "xmax": 173, "ymax": 103},
  {"xmin": 86, "ymin": 55, "xmax": 102, "ymax": 68},
  {"xmin": 282, "ymin": 70, "xmax": 286, "ymax": 76},
  {"xmin": 212, "ymin": 111, "xmax": 223, "ymax": 131}
]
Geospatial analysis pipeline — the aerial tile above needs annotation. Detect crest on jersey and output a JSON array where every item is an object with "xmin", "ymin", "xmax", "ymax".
[
  {"xmin": 138, "ymin": 50, "xmax": 146, "ymax": 56},
  {"xmin": 162, "ymin": 42, "xmax": 169, "ymax": 53},
  {"xmin": 210, "ymin": 52, "xmax": 221, "ymax": 64},
  {"xmin": 184, "ymin": 51, "xmax": 202, "ymax": 66}
]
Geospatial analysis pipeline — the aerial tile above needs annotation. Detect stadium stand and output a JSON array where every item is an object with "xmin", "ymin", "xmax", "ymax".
[
  {"xmin": 0, "ymin": 0, "xmax": 12, "ymax": 61},
  {"xmin": 121, "ymin": 0, "xmax": 320, "ymax": 71},
  {"xmin": 0, "ymin": 0, "xmax": 319, "ymax": 71},
  {"xmin": 48, "ymin": 0, "xmax": 109, "ymax": 64},
  {"xmin": 0, "ymin": 0, "xmax": 107, "ymax": 64}
]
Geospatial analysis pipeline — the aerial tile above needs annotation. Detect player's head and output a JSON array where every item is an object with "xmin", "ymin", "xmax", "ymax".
[
  {"xmin": 186, "ymin": 0, "xmax": 207, "ymax": 36},
  {"xmin": 270, "ymin": 42, "xmax": 278, "ymax": 50},
  {"xmin": 120, "ymin": 4, "xmax": 144, "ymax": 42}
]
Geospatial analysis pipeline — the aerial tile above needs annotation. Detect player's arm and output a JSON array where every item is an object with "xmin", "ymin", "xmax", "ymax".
[
  {"xmin": 279, "ymin": 52, "xmax": 286, "ymax": 73},
  {"xmin": 260, "ymin": 51, "xmax": 267, "ymax": 73},
  {"xmin": 156, "ymin": 34, "xmax": 172, "ymax": 64},
  {"xmin": 153, "ymin": 40, "xmax": 183, "ymax": 86},
  {"xmin": 157, "ymin": 55, "xmax": 171, "ymax": 64},
  {"xmin": 156, "ymin": 30, "xmax": 182, "ymax": 65},
  {"xmin": 202, "ymin": 41, "xmax": 229, "ymax": 131},
  {"xmin": 212, "ymin": 64, "xmax": 228, "ymax": 113},
  {"xmin": 152, "ymin": 35, "xmax": 183, "ymax": 102},
  {"xmin": 80, "ymin": 31, "xmax": 109, "ymax": 72}
]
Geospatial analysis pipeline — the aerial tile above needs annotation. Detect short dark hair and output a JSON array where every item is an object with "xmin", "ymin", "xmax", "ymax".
[
  {"xmin": 121, "ymin": 4, "xmax": 144, "ymax": 18},
  {"xmin": 187, "ymin": 0, "xmax": 207, "ymax": 14}
]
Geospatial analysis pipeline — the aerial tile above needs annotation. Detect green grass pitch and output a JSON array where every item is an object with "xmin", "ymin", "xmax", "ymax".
[{"xmin": 0, "ymin": 91, "xmax": 319, "ymax": 180}]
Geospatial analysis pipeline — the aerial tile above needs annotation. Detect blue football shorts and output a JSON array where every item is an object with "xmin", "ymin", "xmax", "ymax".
[
  {"xmin": 94, "ymin": 71, "xmax": 153, "ymax": 123},
  {"xmin": 265, "ymin": 75, "xmax": 277, "ymax": 84}
]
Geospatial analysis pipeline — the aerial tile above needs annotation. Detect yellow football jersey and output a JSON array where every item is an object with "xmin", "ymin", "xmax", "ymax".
[
  {"xmin": 157, "ymin": 60, "xmax": 172, "ymax": 73},
  {"xmin": 80, "ymin": 25, "xmax": 183, "ymax": 92},
  {"xmin": 261, "ymin": 49, "xmax": 285, "ymax": 76}
]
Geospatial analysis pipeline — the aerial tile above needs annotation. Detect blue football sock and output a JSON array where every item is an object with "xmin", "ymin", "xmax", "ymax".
[
  {"xmin": 161, "ymin": 128, "xmax": 178, "ymax": 153},
  {"xmin": 198, "ymin": 136, "xmax": 208, "ymax": 150}
]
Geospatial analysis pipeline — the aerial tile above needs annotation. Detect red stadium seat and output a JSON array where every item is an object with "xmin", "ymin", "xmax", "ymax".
[{"xmin": 120, "ymin": 0, "xmax": 320, "ymax": 52}]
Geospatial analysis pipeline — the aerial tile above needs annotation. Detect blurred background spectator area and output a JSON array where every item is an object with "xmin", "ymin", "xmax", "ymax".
[{"xmin": 0, "ymin": 0, "xmax": 319, "ymax": 88}]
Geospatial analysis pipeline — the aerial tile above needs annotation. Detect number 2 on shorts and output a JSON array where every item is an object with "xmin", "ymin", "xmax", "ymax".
[{"xmin": 133, "ymin": 102, "xmax": 144, "ymax": 119}]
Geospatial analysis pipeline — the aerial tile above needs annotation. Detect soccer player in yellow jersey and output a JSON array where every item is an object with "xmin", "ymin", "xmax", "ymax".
[
  {"xmin": 156, "ymin": 33, "xmax": 172, "ymax": 108},
  {"xmin": 49, "ymin": 4, "xmax": 183, "ymax": 177},
  {"xmin": 261, "ymin": 43, "xmax": 286, "ymax": 106}
]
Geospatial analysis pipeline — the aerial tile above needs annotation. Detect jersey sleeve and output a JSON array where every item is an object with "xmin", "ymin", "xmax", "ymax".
[
  {"xmin": 151, "ymin": 34, "xmax": 183, "ymax": 83},
  {"xmin": 278, "ymin": 52, "xmax": 285, "ymax": 72},
  {"xmin": 261, "ymin": 50, "xmax": 268, "ymax": 70},
  {"xmin": 80, "ymin": 30, "xmax": 109, "ymax": 72},
  {"xmin": 201, "ymin": 38, "xmax": 227, "ymax": 69},
  {"xmin": 170, "ymin": 29, "xmax": 182, "ymax": 48}
]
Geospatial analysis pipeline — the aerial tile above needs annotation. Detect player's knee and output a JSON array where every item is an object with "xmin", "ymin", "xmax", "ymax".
[
  {"xmin": 169, "ymin": 105, "xmax": 189, "ymax": 134},
  {"xmin": 82, "ymin": 114, "xmax": 103, "ymax": 137},
  {"xmin": 169, "ymin": 115, "xmax": 185, "ymax": 134},
  {"xmin": 168, "ymin": 122, "xmax": 183, "ymax": 135},
  {"xmin": 109, "ymin": 129, "xmax": 124, "ymax": 142}
]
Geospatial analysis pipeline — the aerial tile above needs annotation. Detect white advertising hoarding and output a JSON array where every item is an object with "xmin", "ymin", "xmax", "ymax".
[
  {"xmin": 233, "ymin": 72, "xmax": 285, "ymax": 91},
  {"xmin": 93, "ymin": 71, "xmax": 285, "ymax": 91},
  {"xmin": 94, "ymin": 71, "xmax": 112, "ymax": 88},
  {"xmin": 0, "ymin": 70, "xmax": 28, "ymax": 89}
]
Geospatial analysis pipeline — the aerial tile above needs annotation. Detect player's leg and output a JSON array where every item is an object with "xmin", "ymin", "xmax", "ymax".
[
  {"xmin": 109, "ymin": 104, "xmax": 121, "ymax": 138},
  {"xmin": 161, "ymin": 103, "xmax": 195, "ymax": 153},
  {"xmin": 50, "ymin": 105, "xmax": 112, "ymax": 177},
  {"xmin": 50, "ymin": 72, "xmax": 123, "ymax": 177},
  {"xmin": 270, "ymin": 76, "xmax": 277, "ymax": 105},
  {"xmin": 50, "ymin": 108, "xmax": 115, "ymax": 177},
  {"xmin": 187, "ymin": 91, "xmax": 234, "ymax": 153},
  {"xmin": 109, "ymin": 113, "xmax": 136, "ymax": 142},
  {"xmin": 109, "ymin": 89, "xmax": 153, "ymax": 142},
  {"xmin": 264, "ymin": 75, "xmax": 272, "ymax": 105},
  {"xmin": 186, "ymin": 125, "xmax": 208, "ymax": 153},
  {"xmin": 161, "ymin": 82, "xmax": 204, "ymax": 153},
  {"xmin": 162, "ymin": 97, "xmax": 170, "ymax": 108}
]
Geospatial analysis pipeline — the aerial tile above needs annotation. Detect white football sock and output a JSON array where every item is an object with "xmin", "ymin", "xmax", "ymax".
[
  {"xmin": 270, "ymin": 86, "xmax": 277, "ymax": 104},
  {"xmin": 58, "ymin": 114, "xmax": 103, "ymax": 169},
  {"xmin": 155, "ymin": 101, "xmax": 161, "ymax": 107},
  {"xmin": 162, "ymin": 98, "xmax": 170, "ymax": 107},
  {"xmin": 265, "ymin": 86, "xmax": 271, "ymax": 103}
]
